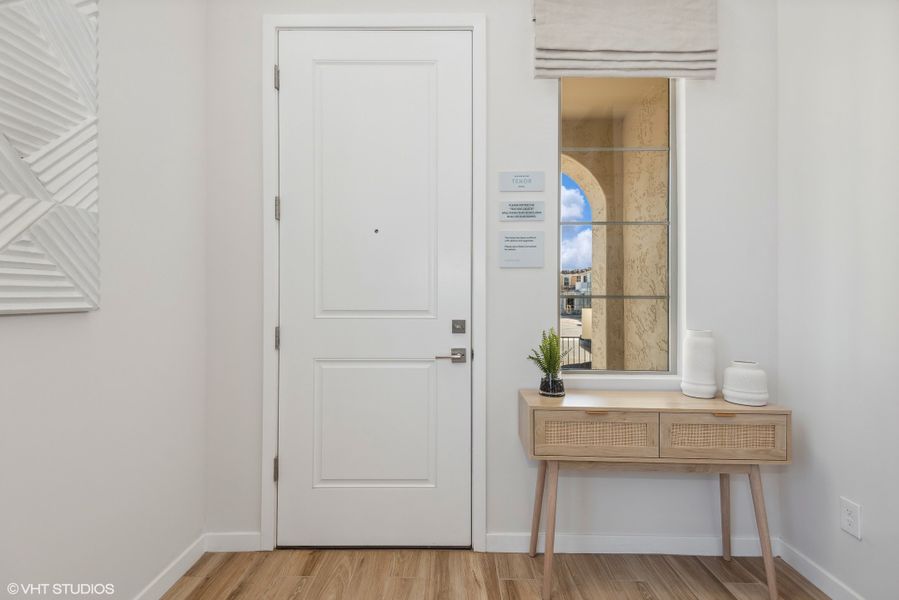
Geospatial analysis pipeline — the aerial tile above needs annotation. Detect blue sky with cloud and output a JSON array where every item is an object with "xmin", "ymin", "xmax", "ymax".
[{"xmin": 560, "ymin": 174, "xmax": 592, "ymax": 270}]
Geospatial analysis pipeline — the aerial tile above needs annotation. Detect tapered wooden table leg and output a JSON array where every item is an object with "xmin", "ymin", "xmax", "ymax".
[
  {"xmin": 720, "ymin": 473, "xmax": 732, "ymax": 561},
  {"xmin": 749, "ymin": 465, "xmax": 778, "ymax": 600},
  {"xmin": 542, "ymin": 461, "xmax": 559, "ymax": 600},
  {"xmin": 529, "ymin": 460, "xmax": 547, "ymax": 557}
]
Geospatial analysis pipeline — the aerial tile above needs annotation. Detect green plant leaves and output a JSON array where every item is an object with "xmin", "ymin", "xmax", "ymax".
[{"xmin": 527, "ymin": 328, "xmax": 571, "ymax": 376}]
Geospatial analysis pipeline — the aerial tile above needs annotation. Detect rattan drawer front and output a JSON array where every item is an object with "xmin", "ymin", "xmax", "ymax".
[
  {"xmin": 660, "ymin": 413, "xmax": 788, "ymax": 461},
  {"xmin": 534, "ymin": 410, "xmax": 660, "ymax": 458}
]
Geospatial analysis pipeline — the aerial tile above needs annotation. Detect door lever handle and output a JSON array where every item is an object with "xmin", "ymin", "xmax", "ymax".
[{"xmin": 435, "ymin": 348, "xmax": 467, "ymax": 363}]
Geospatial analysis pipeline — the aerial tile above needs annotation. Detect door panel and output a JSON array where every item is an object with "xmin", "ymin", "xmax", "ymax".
[
  {"xmin": 314, "ymin": 61, "xmax": 437, "ymax": 317},
  {"xmin": 277, "ymin": 29, "xmax": 472, "ymax": 547},
  {"xmin": 314, "ymin": 360, "xmax": 436, "ymax": 486}
]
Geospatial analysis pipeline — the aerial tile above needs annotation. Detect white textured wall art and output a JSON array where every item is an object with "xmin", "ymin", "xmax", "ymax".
[{"xmin": 0, "ymin": 0, "xmax": 99, "ymax": 314}]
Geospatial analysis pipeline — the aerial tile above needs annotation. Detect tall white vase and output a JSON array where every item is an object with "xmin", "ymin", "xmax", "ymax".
[{"xmin": 681, "ymin": 330, "xmax": 717, "ymax": 398}]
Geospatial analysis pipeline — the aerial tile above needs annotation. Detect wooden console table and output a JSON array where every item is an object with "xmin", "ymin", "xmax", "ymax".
[{"xmin": 519, "ymin": 389, "xmax": 791, "ymax": 600}]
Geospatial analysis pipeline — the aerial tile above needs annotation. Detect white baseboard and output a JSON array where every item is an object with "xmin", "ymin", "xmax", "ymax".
[
  {"xmin": 486, "ymin": 532, "xmax": 772, "ymax": 556},
  {"xmin": 778, "ymin": 539, "xmax": 865, "ymax": 600},
  {"xmin": 133, "ymin": 534, "xmax": 206, "ymax": 600},
  {"xmin": 204, "ymin": 531, "xmax": 263, "ymax": 552},
  {"xmin": 135, "ymin": 532, "xmax": 263, "ymax": 600}
]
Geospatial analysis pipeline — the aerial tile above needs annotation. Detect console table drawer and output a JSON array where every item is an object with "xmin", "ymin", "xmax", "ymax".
[
  {"xmin": 534, "ymin": 410, "xmax": 660, "ymax": 458},
  {"xmin": 660, "ymin": 413, "xmax": 789, "ymax": 461}
]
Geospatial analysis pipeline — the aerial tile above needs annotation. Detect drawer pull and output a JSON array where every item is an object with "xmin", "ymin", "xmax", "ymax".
[
  {"xmin": 713, "ymin": 412, "xmax": 737, "ymax": 417},
  {"xmin": 585, "ymin": 410, "xmax": 609, "ymax": 415}
]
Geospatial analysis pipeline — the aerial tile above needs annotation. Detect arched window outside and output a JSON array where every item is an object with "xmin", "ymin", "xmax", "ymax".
[{"xmin": 559, "ymin": 158, "xmax": 602, "ymax": 369}]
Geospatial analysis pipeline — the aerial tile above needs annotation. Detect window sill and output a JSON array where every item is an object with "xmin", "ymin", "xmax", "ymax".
[{"xmin": 561, "ymin": 373, "xmax": 681, "ymax": 392}]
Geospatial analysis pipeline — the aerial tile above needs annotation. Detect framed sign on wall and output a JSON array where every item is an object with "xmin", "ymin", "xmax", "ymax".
[{"xmin": 0, "ymin": 0, "xmax": 99, "ymax": 315}]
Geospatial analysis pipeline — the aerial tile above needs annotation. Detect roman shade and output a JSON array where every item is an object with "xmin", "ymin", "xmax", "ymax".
[{"xmin": 535, "ymin": 0, "xmax": 717, "ymax": 79}]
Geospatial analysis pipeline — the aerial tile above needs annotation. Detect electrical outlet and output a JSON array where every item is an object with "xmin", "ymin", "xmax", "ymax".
[{"xmin": 840, "ymin": 497, "xmax": 862, "ymax": 539}]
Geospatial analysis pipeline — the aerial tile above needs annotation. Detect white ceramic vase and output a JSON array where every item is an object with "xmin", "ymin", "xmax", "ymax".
[
  {"xmin": 681, "ymin": 330, "xmax": 717, "ymax": 398},
  {"xmin": 723, "ymin": 361, "xmax": 769, "ymax": 406}
]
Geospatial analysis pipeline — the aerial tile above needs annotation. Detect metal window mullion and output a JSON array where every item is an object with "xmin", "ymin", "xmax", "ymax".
[
  {"xmin": 561, "ymin": 146, "xmax": 669, "ymax": 152},
  {"xmin": 559, "ymin": 295, "xmax": 669, "ymax": 301},
  {"xmin": 560, "ymin": 220, "xmax": 670, "ymax": 226}
]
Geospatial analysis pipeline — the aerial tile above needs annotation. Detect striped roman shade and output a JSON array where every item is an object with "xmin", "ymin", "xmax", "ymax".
[{"xmin": 535, "ymin": 0, "xmax": 718, "ymax": 79}]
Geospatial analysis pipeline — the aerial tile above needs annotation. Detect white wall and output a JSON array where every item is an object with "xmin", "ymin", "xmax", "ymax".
[
  {"xmin": 0, "ymin": 1, "xmax": 208, "ymax": 597},
  {"xmin": 205, "ymin": 0, "xmax": 782, "ymax": 551},
  {"xmin": 777, "ymin": 1, "xmax": 899, "ymax": 598}
]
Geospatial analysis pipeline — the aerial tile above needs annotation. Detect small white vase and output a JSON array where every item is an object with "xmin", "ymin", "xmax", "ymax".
[
  {"xmin": 681, "ymin": 330, "xmax": 717, "ymax": 398},
  {"xmin": 723, "ymin": 361, "xmax": 769, "ymax": 406}
]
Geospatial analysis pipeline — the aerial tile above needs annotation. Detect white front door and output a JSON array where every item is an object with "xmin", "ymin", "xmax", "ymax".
[{"xmin": 277, "ymin": 29, "xmax": 472, "ymax": 546}]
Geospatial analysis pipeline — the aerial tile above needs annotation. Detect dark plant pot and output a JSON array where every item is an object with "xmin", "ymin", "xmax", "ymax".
[{"xmin": 539, "ymin": 374, "xmax": 565, "ymax": 397}]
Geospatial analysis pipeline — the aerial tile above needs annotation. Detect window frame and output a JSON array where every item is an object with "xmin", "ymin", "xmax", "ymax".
[{"xmin": 557, "ymin": 80, "xmax": 678, "ymax": 376}]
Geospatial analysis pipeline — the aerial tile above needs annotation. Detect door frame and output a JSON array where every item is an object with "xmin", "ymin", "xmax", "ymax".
[{"xmin": 261, "ymin": 14, "xmax": 487, "ymax": 552}]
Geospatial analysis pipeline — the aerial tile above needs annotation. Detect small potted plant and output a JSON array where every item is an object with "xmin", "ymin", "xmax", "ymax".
[{"xmin": 528, "ymin": 328, "xmax": 570, "ymax": 397}]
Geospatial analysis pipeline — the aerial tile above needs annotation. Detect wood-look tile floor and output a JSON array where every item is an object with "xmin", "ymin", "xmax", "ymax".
[{"xmin": 162, "ymin": 550, "xmax": 830, "ymax": 600}]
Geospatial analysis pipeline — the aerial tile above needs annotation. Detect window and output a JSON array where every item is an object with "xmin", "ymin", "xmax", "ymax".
[{"xmin": 559, "ymin": 78, "xmax": 674, "ymax": 373}]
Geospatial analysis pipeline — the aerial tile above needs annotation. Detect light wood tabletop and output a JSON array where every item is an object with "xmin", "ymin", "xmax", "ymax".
[{"xmin": 519, "ymin": 388, "xmax": 791, "ymax": 414}]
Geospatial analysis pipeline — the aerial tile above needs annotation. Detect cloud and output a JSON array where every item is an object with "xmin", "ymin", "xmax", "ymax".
[
  {"xmin": 561, "ymin": 184, "xmax": 589, "ymax": 221},
  {"xmin": 561, "ymin": 228, "xmax": 592, "ymax": 270}
]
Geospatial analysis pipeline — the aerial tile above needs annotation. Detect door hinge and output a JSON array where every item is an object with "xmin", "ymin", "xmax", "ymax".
[
  {"xmin": 275, "ymin": 326, "xmax": 280, "ymax": 350},
  {"xmin": 273, "ymin": 456, "xmax": 279, "ymax": 482},
  {"xmin": 274, "ymin": 65, "xmax": 280, "ymax": 90},
  {"xmin": 275, "ymin": 196, "xmax": 281, "ymax": 221}
]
